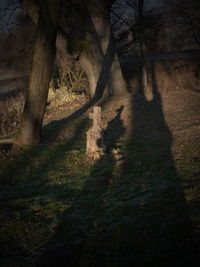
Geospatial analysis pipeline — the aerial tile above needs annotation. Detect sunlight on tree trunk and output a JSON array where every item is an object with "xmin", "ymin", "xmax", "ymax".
[{"xmin": 80, "ymin": 0, "xmax": 126, "ymax": 97}]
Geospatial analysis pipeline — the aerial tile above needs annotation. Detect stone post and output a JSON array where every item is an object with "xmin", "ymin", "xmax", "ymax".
[{"xmin": 86, "ymin": 106, "xmax": 105, "ymax": 156}]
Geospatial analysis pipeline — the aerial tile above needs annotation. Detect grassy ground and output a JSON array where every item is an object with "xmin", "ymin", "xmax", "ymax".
[
  {"xmin": 0, "ymin": 56, "xmax": 200, "ymax": 266},
  {"xmin": 0, "ymin": 94, "xmax": 199, "ymax": 267}
]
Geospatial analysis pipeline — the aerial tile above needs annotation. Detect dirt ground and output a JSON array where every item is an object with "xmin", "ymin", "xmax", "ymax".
[
  {"xmin": 1, "ymin": 57, "xmax": 200, "ymax": 155},
  {"xmin": 43, "ymin": 73, "xmax": 200, "ymax": 159}
]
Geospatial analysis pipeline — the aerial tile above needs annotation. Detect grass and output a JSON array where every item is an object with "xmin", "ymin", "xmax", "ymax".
[{"xmin": 0, "ymin": 117, "xmax": 199, "ymax": 267}]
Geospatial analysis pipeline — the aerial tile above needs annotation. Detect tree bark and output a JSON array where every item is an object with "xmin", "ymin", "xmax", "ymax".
[
  {"xmin": 79, "ymin": 32, "xmax": 104, "ymax": 98},
  {"xmin": 16, "ymin": 0, "xmax": 61, "ymax": 145},
  {"xmin": 79, "ymin": 0, "xmax": 126, "ymax": 97},
  {"xmin": 21, "ymin": 0, "xmax": 126, "ymax": 99}
]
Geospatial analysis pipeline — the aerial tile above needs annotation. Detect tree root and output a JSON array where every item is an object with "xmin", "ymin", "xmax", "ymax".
[{"xmin": 0, "ymin": 138, "xmax": 24, "ymax": 147}]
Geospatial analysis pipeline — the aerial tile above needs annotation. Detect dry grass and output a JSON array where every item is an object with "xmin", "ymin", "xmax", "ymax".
[
  {"xmin": 55, "ymin": 50, "xmax": 89, "ymax": 94},
  {"xmin": 0, "ymin": 90, "xmax": 24, "ymax": 137},
  {"xmin": 123, "ymin": 56, "xmax": 200, "ymax": 94},
  {"xmin": 154, "ymin": 59, "xmax": 200, "ymax": 92},
  {"xmin": 0, "ymin": 58, "xmax": 89, "ymax": 138}
]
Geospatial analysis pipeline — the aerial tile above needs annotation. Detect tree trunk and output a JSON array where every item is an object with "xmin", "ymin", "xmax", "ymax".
[
  {"xmin": 16, "ymin": 0, "xmax": 61, "ymax": 145},
  {"xmin": 79, "ymin": 1, "xmax": 126, "ymax": 97},
  {"xmin": 79, "ymin": 32, "xmax": 104, "ymax": 98},
  {"xmin": 138, "ymin": 0, "xmax": 148, "ymax": 90},
  {"xmin": 21, "ymin": 0, "xmax": 126, "ymax": 98}
]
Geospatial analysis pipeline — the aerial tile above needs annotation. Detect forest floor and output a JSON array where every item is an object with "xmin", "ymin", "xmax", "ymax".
[{"xmin": 0, "ymin": 59, "xmax": 200, "ymax": 266}]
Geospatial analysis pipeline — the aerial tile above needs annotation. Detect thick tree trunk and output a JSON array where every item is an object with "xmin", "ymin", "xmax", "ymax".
[
  {"xmin": 16, "ymin": 0, "xmax": 61, "ymax": 145},
  {"xmin": 21, "ymin": 0, "xmax": 126, "ymax": 99},
  {"xmin": 79, "ymin": 1, "xmax": 126, "ymax": 97},
  {"xmin": 79, "ymin": 32, "xmax": 104, "ymax": 98}
]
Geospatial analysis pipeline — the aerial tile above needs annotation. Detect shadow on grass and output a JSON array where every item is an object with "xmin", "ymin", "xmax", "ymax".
[
  {"xmin": 1, "ymin": 41, "xmax": 199, "ymax": 267},
  {"xmin": 1, "ymin": 60, "xmax": 199, "ymax": 266},
  {"xmin": 115, "ymin": 61, "xmax": 198, "ymax": 266},
  {"xmin": 86, "ymin": 105, "xmax": 125, "ymax": 183},
  {"xmin": 0, "ymin": 19, "xmax": 125, "ymax": 266},
  {"xmin": 0, "ymin": 116, "xmax": 91, "ymax": 266},
  {"xmin": 36, "ymin": 103, "xmax": 126, "ymax": 267},
  {"xmin": 36, "ymin": 62, "xmax": 199, "ymax": 267}
]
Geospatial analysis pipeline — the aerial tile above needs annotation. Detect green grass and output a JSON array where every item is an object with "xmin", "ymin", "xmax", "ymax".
[{"xmin": 0, "ymin": 119, "xmax": 199, "ymax": 267}]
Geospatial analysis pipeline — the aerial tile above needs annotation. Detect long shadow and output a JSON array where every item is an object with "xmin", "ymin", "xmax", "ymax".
[
  {"xmin": 87, "ymin": 105, "xmax": 125, "ymax": 185},
  {"xmin": 0, "ymin": 116, "xmax": 89, "ymax": 187},
  {"xmin": 1, "ymin": 60, "xmax": 199, "ymax": 266},
  {"xmin": 35, "ymin": 104, "xmax": 126, "ymax": 267},
  {"xmin": 116, "ymin": 61, "xmax": 198, "ymax": 266},
  {"xmin": 35, "ymin": 63, "xmax": 199, "ymax": 267},
  {"xmin": 0, "ymin": 116, "xmax": 94, "ymax": 266},
  {"xmin": 0, "ymin": 20, "xmax": 127, "ymax": 267}
]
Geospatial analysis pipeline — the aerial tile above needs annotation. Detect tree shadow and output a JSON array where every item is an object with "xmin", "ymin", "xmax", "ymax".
[
  {"xmin": 35, "ymin": 62, "xmax": 199, "ymax": 267},
  {"xmin": 1, "ymin": 56, "xmax": 199, "ymax": 266},
  {"xmin": 0, "ymin": 117, "xmax": 89, "ymax": 184},
  {"xmin": 0, "ymin": 17, "xmax": 128, "ymax": 266},
  {"xmin": 115, "ymin": 61, "xmax": 198, "ymax": 266},
  {"xmin": 35, "ymin": 103, "xmax": 126, "ymax": 267}
]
